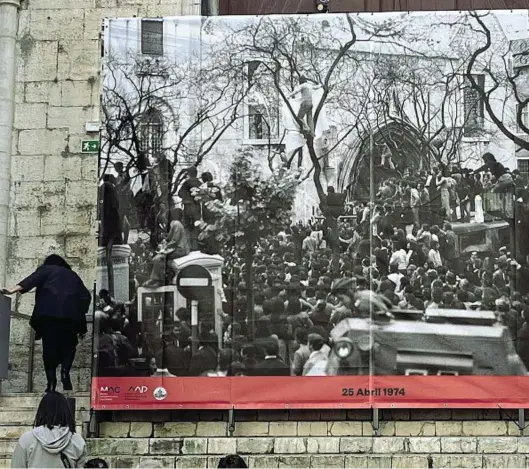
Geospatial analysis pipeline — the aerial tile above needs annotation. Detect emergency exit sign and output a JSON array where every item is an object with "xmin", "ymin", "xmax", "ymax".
[{"xmin": 81, "ymin": 140, "xmax": 100, "ymax": 153}]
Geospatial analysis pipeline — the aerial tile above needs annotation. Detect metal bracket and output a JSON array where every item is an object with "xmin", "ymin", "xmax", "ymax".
[
  {"xmin": 228, "ymin": 407, "xmax": 235, "ymax": 436},
  {"xmin": 88, "ymin": 409, "xmax": 100, "ymax": 438},
  {"xmin": 519, "ymin": 409, "xmax": 525, "ymax": 435},
  {"xmin": 372, "ymin": 408, "xmax": 380, "ymax": 436}
]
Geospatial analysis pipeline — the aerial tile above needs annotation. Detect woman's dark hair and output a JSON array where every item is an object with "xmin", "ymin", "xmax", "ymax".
[
  {"xmin": 43, "ymin": 254, "xmax": 71, "ymax": 270},
  {"xmin": 34, "ymin": 392, "xmax": 75, "ymax": 433},
  {"xmin": 84, "ymin": 459, "xmax": 109, "ymax": 468},
  {"xmin": 218, "ymin": 454, "xmax": 248, "ymax": 468}
]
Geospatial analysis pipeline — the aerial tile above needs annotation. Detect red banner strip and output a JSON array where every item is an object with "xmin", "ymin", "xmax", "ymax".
[{"xmin": 91, "ymin": 376, "xmax": 529, "ymax": 410}]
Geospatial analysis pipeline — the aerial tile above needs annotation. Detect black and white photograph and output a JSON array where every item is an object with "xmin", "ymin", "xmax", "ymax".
[{"xmin": 94, "ymin": 10, "xmax": 529, "ymax": 379}]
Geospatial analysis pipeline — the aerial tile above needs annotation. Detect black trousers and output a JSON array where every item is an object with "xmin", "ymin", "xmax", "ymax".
[{"xmin": 39, "ymin": 319, "xmax": 79, "ymax": 374}]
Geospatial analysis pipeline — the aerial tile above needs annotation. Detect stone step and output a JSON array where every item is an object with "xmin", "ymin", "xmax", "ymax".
[
  {"xmin": 0, "ymin": 393, "xmax": 90, "ymax": 410},
  {"xmin": 0, "ymin": 408, "xmax": 90, "ymax": 426}
]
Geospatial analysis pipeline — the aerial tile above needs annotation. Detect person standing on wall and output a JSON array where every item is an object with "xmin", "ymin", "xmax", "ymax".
[{"xmin": 2, "ymin": 255, "xmax": 91, "ymax": 393}]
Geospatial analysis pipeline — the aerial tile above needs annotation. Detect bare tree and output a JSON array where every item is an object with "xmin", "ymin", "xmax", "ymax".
[{"xmin": 101, "ymin": 50, "xmax": 248, "ymax": 245}]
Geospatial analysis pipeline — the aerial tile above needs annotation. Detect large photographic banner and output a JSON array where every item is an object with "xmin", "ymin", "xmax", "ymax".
[{"xmin": 92, "ymin": 10, "xmax": 529, "ymax": 410}]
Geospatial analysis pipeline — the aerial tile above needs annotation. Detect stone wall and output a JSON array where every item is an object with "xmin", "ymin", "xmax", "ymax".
[
  {"xmin": 92, "ymin": 416, "xmax": 529, "ymax": 468},
  {"xmin": 5, "ymin": 0, "xmax": 200, "ymax": 392}
]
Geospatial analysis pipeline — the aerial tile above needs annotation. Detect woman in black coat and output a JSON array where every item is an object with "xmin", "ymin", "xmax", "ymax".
[{"xmin": 2, "ymin": 255, "xmax": 91, "ymax": 392}]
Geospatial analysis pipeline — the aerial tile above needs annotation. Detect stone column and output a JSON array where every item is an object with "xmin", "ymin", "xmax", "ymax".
[
  {"xmin": 96, "ymin": 245, "xmax": 132, "ymax": 303},
  {"xmin": 0, "ymin": 0, "xmax": 20, "ymax": 287}
]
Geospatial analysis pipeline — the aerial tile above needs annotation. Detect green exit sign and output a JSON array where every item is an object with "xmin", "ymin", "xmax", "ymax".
[{"xmin": 81, "ymin": 140, "xmax": 100, "ymax": 153}]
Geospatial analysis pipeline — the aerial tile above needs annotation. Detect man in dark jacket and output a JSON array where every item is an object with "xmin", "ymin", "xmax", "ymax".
[
  {"xmin": 253, "ymin": 340, "xmax": 290, "ymax": 376},
  {"xmin": 3, "ymin": 255, "xmax": 91, "ymax": 392}
]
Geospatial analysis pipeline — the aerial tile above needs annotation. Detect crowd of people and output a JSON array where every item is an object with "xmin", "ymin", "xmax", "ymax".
[{"xmin": 91, "ymin": 152, "xmax": 529, "ymax": 378}]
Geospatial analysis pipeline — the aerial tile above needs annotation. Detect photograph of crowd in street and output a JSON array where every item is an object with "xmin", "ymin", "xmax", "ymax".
[{"xmin": 94, "ymin": 10, "xmax": 529, "ymax": 379}]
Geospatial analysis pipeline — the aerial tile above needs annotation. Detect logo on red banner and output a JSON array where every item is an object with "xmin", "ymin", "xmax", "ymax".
[{"xmin": 124, "ymin": 385, "xmax": 149, "ymax": 401}]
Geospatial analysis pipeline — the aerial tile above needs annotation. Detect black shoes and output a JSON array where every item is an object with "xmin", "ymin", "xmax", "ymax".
[
  {"xmin": 61, "ymin": 370, "xmax": 73, "ymax": 391},
  {"xmin": 45, "ymin": 369, "xmax": 57, "ymax": 393}
]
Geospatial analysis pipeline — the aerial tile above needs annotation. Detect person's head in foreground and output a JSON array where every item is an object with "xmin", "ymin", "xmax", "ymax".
[
  {"xmin": 84, "ymin": 459, "xmax": 109, "ymax": 468},
  {"xmin": 218, "ymin": 454, "xmax": 248, "ymax": 468},
  {"xmin": 11, "ymin": 392, "xmax": 87, "ymax": 468}
]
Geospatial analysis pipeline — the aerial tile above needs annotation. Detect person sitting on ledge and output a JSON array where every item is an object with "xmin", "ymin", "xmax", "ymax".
[{"xmin": 144, "ymin": 208, "xmax": 190, "ymax": 288}]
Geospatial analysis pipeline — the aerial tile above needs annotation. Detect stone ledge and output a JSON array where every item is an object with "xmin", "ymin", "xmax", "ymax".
[
  {"xmin": 96, "ymin": 420, "xmax": 522, "ymax": 438},
  {"xmin": 85, "ymin": 436, "xmax": 529, "ymax": 455}
]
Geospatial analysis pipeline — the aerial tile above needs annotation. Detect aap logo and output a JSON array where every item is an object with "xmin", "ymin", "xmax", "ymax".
[
  {"xmin": 128, "ymin": 386, "xmax": 148, "ymax": 394},
  {"xmin": 100, "ymin": 386, "xmax": 120, "ymax": 394}
]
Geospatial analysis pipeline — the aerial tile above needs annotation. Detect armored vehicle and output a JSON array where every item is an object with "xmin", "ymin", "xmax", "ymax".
[{"xmin": 326, "ymin": 308, "xmax": 526, "ymax": 376}]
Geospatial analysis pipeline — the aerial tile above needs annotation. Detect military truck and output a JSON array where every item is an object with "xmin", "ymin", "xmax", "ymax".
[{"xmin": 326, "ymin": 308, "xmax": 526, "ymax": 376}]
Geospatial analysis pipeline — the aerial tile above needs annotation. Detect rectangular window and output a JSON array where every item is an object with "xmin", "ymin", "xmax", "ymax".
[
  {"xmin": 518, "ymin": 159, "xmax": 529, "ymax": 182},
  {"xmin": 517, "ymin": 103, "xmax": 529, "ymax": 133},
  {"xmin": 463, "ymin": 74, "xmax": 485, "ymax": 136},
  {"xmin": 141, "ymin": 20, "xmax": 163, "ymax": 56},
  {"xmin": 248, "ymin": 104, "xmax": 279, "ymax": 140}
]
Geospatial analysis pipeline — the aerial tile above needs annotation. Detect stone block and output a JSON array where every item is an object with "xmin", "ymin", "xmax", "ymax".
[
  {"xmin": 339, "ymin": 437, "xmax": 373, "ymax": 454},
  {"xmin": 0, "ymin": 425, "xmax": 31, "ymax": 439},
  {"xmin": 57, "ymin": 40, "xmax": 100, "ymax": 81},
  {"xmin": 47, "ymin": 106, "xmax": 94, "ymax": 133},
  {"xmin": 441, "ymin": 437, "xmax": 477, "ymax": 453},
  {"xmin": 362, "ymin": 421, "xmax": 395, "ymax": 436},
  {"xmin": 138, "ymin": 457, "xmax": 175, "ymax": 468},
  {"xmin": 372, "ymin": 437, "xmax": 405, "ymax": 453},
  {"xmin": 149, "ymin": 438, "xmax": 182, "ymax": 455},
  {"xmin": 174, "ymin": 456, "xmax": 208, "ymax": 468},
  {"xmin": 107, "ymin": 457, "xmax": 139, "ymax": 467},
  {"xmin": 395, "ymin": 421, "xmax": 435, "ymax": 436},
  {"xmin": 278, "ymin": 456, "xmax": 311, "ymax": 468},
  {"xmin": 233, "ymin": 422, "xmax": 269, "ymax": 437},
  {"xmin": 366, "ymin": 456, "xmax": 392, "ymax": 468},
  {"xmin": 18, "ymin": 129, "xmax": 68, "ymax": 156},
  {"xmin": 482, "ymin": 455, "xmax": 526, "ymax": 468},
  {"xmin": 81, "ymin": 155, "xmax": 98, "ymax": 181},
  {"xmin": 12, "ymin": 155, "xmax": 45, "ymax": 182},
  {"xmin": 249, "ymin": 456, "xmax": 279, "ymax": 468},
  {"xmin": 431, "ymin": 455, "xmax": 483, "ymax": 468},
  {"xmin": 269, "ymin": 422, "xmax": 297, "ymax": 436},
  {"xmin": 344, "ymin": 455, "xmax": 368, "ymax": 467},
  {"xmin": 274, "ymin": 438, "xmax": 307, "ymax": 454},
  {"xmin": 297, "ymin": 422, "xmax": 328, "ymax": 436},
  {"xmin": 328, "ymin": 421, "xmax": 363, "ymax": 436},
  {"xmin": 206, "ymin": 438, "xmax": 236, "ymax": 455},
  {"xmin": 99, "ymin": 422, "xmax": 130, "ymax": 438},
  {"xmin": 14, "ymin": 103, "xmax": 47, "ymax": 130},
  {"xmin": 477, "ymin": 436, "xmax": 517, "ymax": 453},
  {"xmin": 153, "ymin": 422, "xmax": 196, "ymax": 437},
  {"xmin": 130, "ymin": 422, "xmax": 152, "ymax": 438},
  {"xmin": 10, "ymin": 209, "xmax": 40, "ymax": 238},
  {"xmin": 29, "ymin": 0, "xmax": 96, "ymax": 8},
  {"xmin": 310, "ymin": 455, "xmax": 345, "ymax": 468},
  {"xmin": 517, "ymin": 437, "xmax": 529, "ymax": 452},
  {"xmin": 236, "ymin": 438, "xmax": 274, "ymax": 455},
  {"xmin": 29, "ymin": 9, "xmax": 86, "ymax": 42},
  {"xmin": 195, "ymin": 422, "xmax": 226, "ymax": 437},
  {"xmin": 407, "ymin": 437, "xmax": 441, "ymax": 453},
  {"xmin": 18, "ymin": 39, "xmax": 58, "ymax": 82},
  {"xmin": 61, "ymin": 80, "xmax": 98, "ymax": 107},
  {"xmin": 306, "ymin": 437, "xmax": 340, "ymax": 454},
  {"xmin": 380, "ymin": 409, "xmax": 410, "ymax": 420},
  {"xmin": 436, "ymin": 421, "xmax": 464, "ymax": 436},
  {"xmin": 391, "ymin": 455, "xmax": 430, "ymax": 468},
  {"xmin": 411, "ymin": 409, "xmax": 452, "ymax": 420},
  {"xmin": 25, "ymin": 81, "xmax": 61, "ymax": 105},
  {"xmin": 65, "ymin": 235, "xmax": 96, "ymax": 259},
  {"xmin": 87, "ymin": 438, "xmax": 149, "ymax": 455},
  {"xmin": 462, "ymin": 421, "xmax": 507, "ymax": 436}
]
